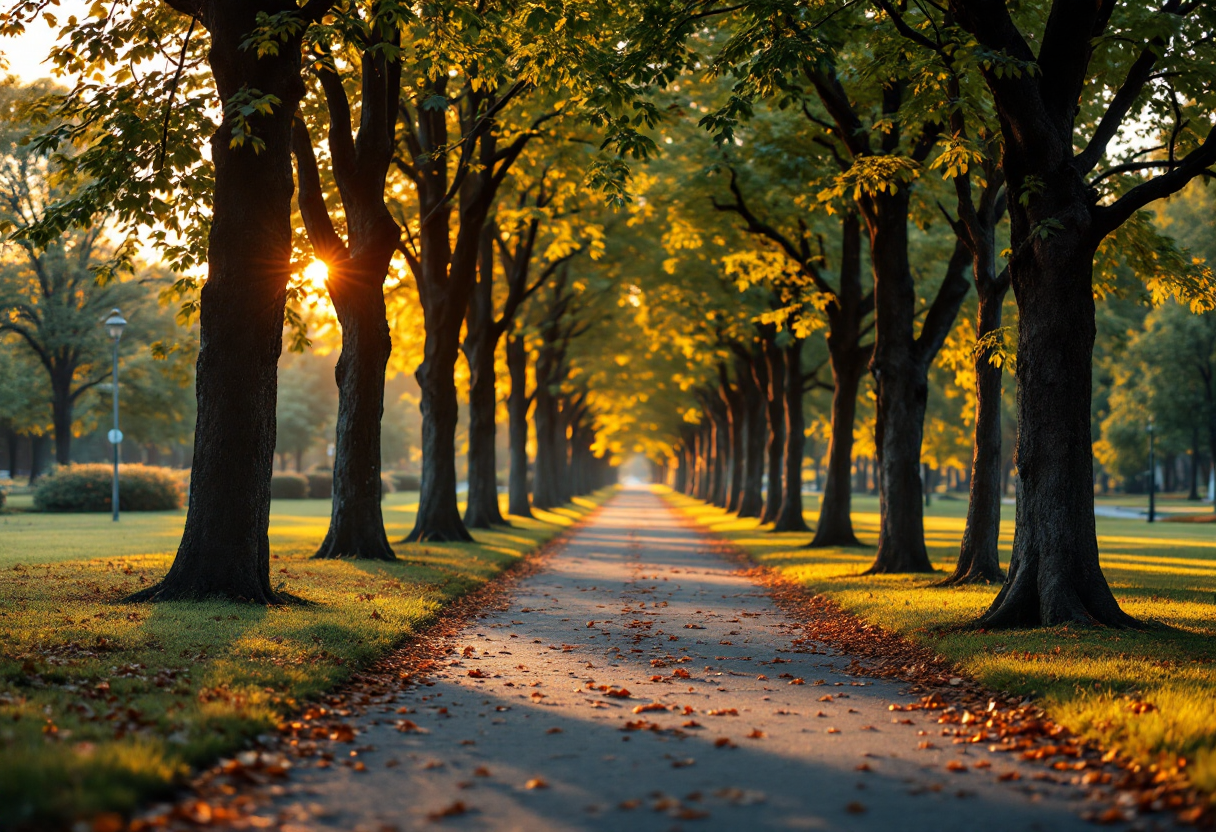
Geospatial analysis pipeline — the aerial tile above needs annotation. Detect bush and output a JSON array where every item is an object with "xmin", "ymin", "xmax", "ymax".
[
  {"xmin": 270, "ymin": 472, "xmax": 309, "ymax": 499},
  {"xmin": 33, "ymin": 464, "xmax": 183, "ymax": 512},
  {"xmin": 306, "ymin": 472, "xmax": 333, "ymax": 499},
  {"xmin": 380, "ymin": 473, "xmax": 394, "ymax": 499},
  {"xmin": 392, "ymin": 472, "xmax": 420, "ymax": 492}
]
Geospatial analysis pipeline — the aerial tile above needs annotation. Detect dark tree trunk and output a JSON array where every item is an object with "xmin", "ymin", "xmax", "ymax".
[
  {"xmin": 736, "ymin": 350, "xmax": 767, "ymax": 518},
  {"xmin": 131, "ymin": 0, "xmax": 316, "ymax": 602},
  {"xmin": 3, "ymin": 427, "xmax": 18, "ymax": 478},
  {"xmin": 532, "ymin": 348, "xmax": 562, "ymax": 511},
  {"xmin": 463, "ymin": 229, "xmax": 507, "ymax": 528},
  {"xmin": 314, "ymin": 271, "xmax": 394, "ymax": 559},
  {"xmin": 720, "ymin": 366, "xmax": 746, "ymax": 513},
  {"xmin": 979, "ymin": 243, "xmax": 1135, "ymax": 627},
  {"xmin": 761, "ymin": 331, "xmax": 786, "ymax": 524},
  {"xmin": 694, "ymin": 424, "xmax": 711, "ymax": 501},
  {"xmin": 773, "ymin": 338, "xmax": 810, "ymax": 532},
  {"xmin": 294, "ymin": 28, "xmax": 401, "ymax": 561},
  {"xmin": 863, "ymin": 193, "xmax": 970, "ymax": 574},
  {"xmin": 50, "ymin": 373, "xmax": 73, "ymax": 466},
  {"xmin": 811, "ymin": 347, "xmax": 866, "ymax": 546},
  {"xmin": 708, "ymin": 394, "xmax": 728, "ymax": 508},
  {"xmin": 506, "ymin": 333, "xmax": 533, "ymax": 518},
  {"xmin": 942, "ymin": 276, "xmax": 1009, "ymax": 584},
  {"xmin": 1188, "ymin": 426, "xmax": 1201, "ymax": 501},
  {"xmin": 29, "ymin": 434, "xmax": 49, "ymax": 484}
]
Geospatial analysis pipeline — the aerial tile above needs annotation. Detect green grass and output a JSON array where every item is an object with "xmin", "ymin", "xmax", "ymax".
[
  {"xmin": 662, "ymin": 487, "xmax": 1216, "ymax": 798},
  {"xmin": 0, "ymin": 490, "xmax": 612, "ymax": 829}
]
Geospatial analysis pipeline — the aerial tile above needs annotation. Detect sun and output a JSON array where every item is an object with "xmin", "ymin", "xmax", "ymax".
[{"xmin": 302, "ymin": 259, "xmax": 330, "ymax": 293}]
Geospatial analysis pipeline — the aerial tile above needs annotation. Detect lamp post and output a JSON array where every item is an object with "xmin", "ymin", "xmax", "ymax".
[
  {"xmin": 104, "ymin": 308, "xmax": 126, "ymax": 522},
  {"xmin": 1147, "ymin": 417, "xmax": 1156, "ymax": 524}
]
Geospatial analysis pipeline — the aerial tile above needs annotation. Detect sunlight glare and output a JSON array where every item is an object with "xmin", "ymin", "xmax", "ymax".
[{"xmin": 303, "ymin": 259, "xmax": 329, "ymax": 292}]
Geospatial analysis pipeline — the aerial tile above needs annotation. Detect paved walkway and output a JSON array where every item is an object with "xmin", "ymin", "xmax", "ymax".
[{"xmin": 266, "ymin": 488, "xmax": 1106, "ymax": 831}]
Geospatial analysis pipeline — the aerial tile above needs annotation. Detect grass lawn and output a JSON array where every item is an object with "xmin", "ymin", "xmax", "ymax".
[
  {"xmin": 0, "ymin": 490, "xmax": 612, "ymax": 829},
  {"xmin": 662, "ymin": 487, "xmax": 1216, "ymax": 799}
]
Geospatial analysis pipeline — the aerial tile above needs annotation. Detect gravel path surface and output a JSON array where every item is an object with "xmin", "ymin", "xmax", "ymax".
[{"xmin": 265, "ymin": 488, "xmax": 1107, "ymax": 831}]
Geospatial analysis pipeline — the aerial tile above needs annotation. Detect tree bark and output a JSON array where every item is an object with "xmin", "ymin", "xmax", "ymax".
[
  {"xmin": 506, "ymin": 332, "xmax": 533, "ymax": 518},
  {"xmin": 295, "ymin": 27, "xmax": 401, "ymax": 560},
  {"xmin": 761, "ymin": 330, "xmax": 786, "ymax": 524},
  {"xmin": 736, "ymin": 349, "xmax": 767, "ymax": 518},
  {"xmin": 979, "ymin": 243, "xmax": 1135, "ymax": 627},
  {"xmin": 773, "ymin": 338, "xmax": 810, "ymax": 532},
  {"xmin": 314, "ymin": 270, "xmax": 394, "ymax": 559},
  {"xmin": 810, "ymin": 349, "xmax": 865, "ymax": 546},
  {"xmin": 29, "ymin": 433, "xmax": 48, "ymax": 484},
  {"xmin": 810, "ymin": 213, "xmax": 869, "ymax": 547},
  {"xmin": 707, "ymin": 392, "xmax": 728, "ymax": 508},
  {"xmin": 942, "ymin": 267, "xmax": 1009, "ymax": 585},
  {"xmin": 463, "ymin": 227, "xmax": 507, "ymax": 528},
  {"xmin": 50, "ymin": 371, "xmax": 73, "ymax": 466},
  {"xmin": 720, "ymin": 365, "xmax": 746, "ymax": 513},
  {"xmin": 863, "ymin": 193, "xmax": 970, "ymax": 574},
  {"xmin": 131, "ymin": 0, "xmax": 319, "ymax": 602},
  {"xmin": 532, "ymin": 342, "xmax": 562, "ymax": 511}
]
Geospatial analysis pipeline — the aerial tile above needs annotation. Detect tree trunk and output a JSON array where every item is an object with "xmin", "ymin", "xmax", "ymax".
[
  {"xmin": 1188, "ymin": 426, "xmax": 1200, "ymax": 501},
  {"xmin": 864, "ymin": 195, "xmax": 970, "ymax": 574},
  {"xmin": 941, "ymin": 273, "xmax": 1008, "ymax": 583},
  {"xmin": 506, "ymin": 333, "xmax": 533, "ymax": 518},
  {"xmin": 709, "ymin": 394, "xmax": 728, "ymax": 508},
  {"xmin": 532, "ymin": 351, "xmax": 562, "ymax": 511},
  {"xmin": 720, "ymin": 368, "xmax": 746, "ymax": 513},
  {"xmin": 314, "ymin": 268, "xmax": 395, "ymax": 560},
  {"xmin": 29, "ymin": 434, "xmax": 48, "ymax": 484},
  {"xmin": 130, "ymin": 1, "xmax": 311, "ymax": 602},
  {"xmin": 810, "ymin": 347, "xmax": 866, "ymax": 546},
  {"xmin": 463, "ymin": 230, "xmax": 507, "ymax": 528},
  {"xmin": 773, "ymin": 338, "xmax": 810, "ymax": 532},
  {"xmin": 736, "ymin": 350, "xmax": 767, "ymax": 518},
  {"xmin": 50, "ymin": 373, "xmax": 73, "ymax": 466},
  {"xmin": 979, "ymin": 242, "xmax": 1135, "ymax": 627},
  {"xmin": 761, "ymin": 332, "xmax": 786, "ymax": 524}
]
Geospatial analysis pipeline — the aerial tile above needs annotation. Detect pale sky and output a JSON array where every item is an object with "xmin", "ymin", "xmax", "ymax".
[{"xmin": 1, "ymin": 2, "xmax": 87, "ymax": 82}]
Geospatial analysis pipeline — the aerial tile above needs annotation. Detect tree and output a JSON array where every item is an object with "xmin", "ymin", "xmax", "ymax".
[
  {"xmin": 292, "ymin": 3, "xmax": 401, "ymax": 560},
  {"xmin": 462, "ymin": 154, "xmax": 585, "ymax": 528},
  {"xmin": 943, "ymin": 0, "xmax": 1216, "ymax": 626},
  {"xmin": 135, "ymin": 0, "xmax": 334, "ymax": 602},
  {"xmin": 0, "ymin": 80, "xmax": 148, "ymax": 466}
]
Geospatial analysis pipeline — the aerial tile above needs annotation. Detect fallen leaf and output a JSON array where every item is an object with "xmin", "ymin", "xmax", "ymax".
[
  {"xmin": 714, "ymin": 737, "xmax": 736, "ymax": 749},
  {"xmin": 945, "ymin": 760, "xmax": 968, "ymax": 773},
  {"xmin": 525, "ymin": 778, "xmax": 548, "ymax": 790},
  {"xmin": 633, "ymin": 703, "xmax": 668, "ymax": 713},
  {"xmin": 846, "ymin": 802, "xmax": 867, "ymax": 814},
  {"xmin": 747, "ymin": 729, "xmax": 766, "ymax": 739},
  {"xmin": 426, "ymin": 801, "xmax": 468, "ymax": 820}
]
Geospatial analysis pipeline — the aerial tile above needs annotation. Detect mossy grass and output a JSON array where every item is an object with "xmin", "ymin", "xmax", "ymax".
[
  {"xmin": 0, "ymin": 489, "xmax": 613, "ymax": 829},
  {"xmin": 661, "ymin": 487, "xmax": 1216, "ymax": 796}
]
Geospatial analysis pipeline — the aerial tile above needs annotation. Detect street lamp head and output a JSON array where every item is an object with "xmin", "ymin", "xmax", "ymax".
[{"xmin": 104, "ymin": 308, "xmax": 127, "ymax": 341}]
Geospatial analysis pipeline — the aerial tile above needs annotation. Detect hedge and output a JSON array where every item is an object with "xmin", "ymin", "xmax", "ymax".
[
  {"xmin": 32, "ymin": 465, "xmax": 183, "ymax": 512},
  {"xmin": 391, "ymin": 472, "xmax": 420, "ymax": 492},
  {"xmin": 270, "ymin": 473, "xmax": 309, "ymax": 499}
]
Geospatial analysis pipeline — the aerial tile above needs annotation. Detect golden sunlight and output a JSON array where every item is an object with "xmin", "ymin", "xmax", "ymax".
[{"xmin": 303, "ymin": 259, "xmax": 330, "ymax": 292}]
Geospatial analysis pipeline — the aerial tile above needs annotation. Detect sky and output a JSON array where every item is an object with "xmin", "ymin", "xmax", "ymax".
[{"xmin": 1, "ymin": 2, "xmax": 87, "ymax": 82}]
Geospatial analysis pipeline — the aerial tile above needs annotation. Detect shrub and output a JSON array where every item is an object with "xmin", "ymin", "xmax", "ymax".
[
  {"xmin": 306, "ymin": 472, "xmax": 333, "ymax": 499},
  {"xmin": 270, "ymin": 473, "xmax": 309, "ymax": 499},
  {"xmin": 392, "ymin": 472, "xmax": 420, "ymax": 492},
  {"xmin": 380, "ymin": 473, "xmax": 394, "ymax": 499},
  {"xmin": 33, "ymin": 464, "xmax": 183, "ymax": 512}
]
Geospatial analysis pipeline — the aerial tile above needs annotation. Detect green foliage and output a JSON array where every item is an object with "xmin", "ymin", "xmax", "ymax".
[
  {"xmin": 270, "ymin": 472, "xmax": 310, "ymax": 500},
  {"xmin": 32, "ymin": 464, "xmax": 183, "ymax": 512}
]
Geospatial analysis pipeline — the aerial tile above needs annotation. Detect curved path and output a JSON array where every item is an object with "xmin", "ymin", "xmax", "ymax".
[{"xmin": 266, "ymin": 488, "xmax": 1107, "ymax": 831}]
